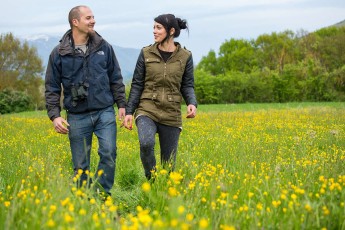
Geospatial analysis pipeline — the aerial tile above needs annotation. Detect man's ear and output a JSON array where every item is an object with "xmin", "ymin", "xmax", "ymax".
[{"xmin": 72, "ymin": 19, "xmax": 78, "ymax": 26}]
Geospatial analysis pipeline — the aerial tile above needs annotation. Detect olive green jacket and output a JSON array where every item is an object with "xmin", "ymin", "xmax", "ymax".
[{"xmin": 126, "ymin": 42, "xmax": 197, "ymax": 127}]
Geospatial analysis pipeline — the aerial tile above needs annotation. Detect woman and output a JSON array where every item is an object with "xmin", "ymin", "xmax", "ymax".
[{"xmin": 124, "ymin": 14, "xmax": 197, "ymax": 180}]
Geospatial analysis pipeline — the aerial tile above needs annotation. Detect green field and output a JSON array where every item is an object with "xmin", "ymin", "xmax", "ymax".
[{"xmin": 0, "ymin": 103, "xmax": 344, "ymax": 229}]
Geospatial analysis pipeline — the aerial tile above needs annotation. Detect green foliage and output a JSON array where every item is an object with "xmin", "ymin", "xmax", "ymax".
[
  {"xmin": 196, "ymin": 27, "xmax": 345, "ymax": 104},
  {"xmin": 0, "ymin": 33, "xmax": 44, "ymax": 110},
  {"xmin": 0, "ymin": 89, "xmax": 32, "ymax": 114}
]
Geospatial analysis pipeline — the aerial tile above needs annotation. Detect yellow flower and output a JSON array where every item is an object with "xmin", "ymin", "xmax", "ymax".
[
  {"xmin": 64, "ymin": 214, "xmax": 73, "ymax": 223},
  {"xmin": 170, "ymin": 172, "xmax": 183, "ymax": 184},
  {"xmin": 256, "ymin": 202, "xmax": 263, "ymax": 210},
  {"xmin": 291, "ymin": 194, "xmax": 297, "ymax": 200},
  {"xmin": 46, "ymin": 219, "xmax": 55, "ymax": 228},
  {"xmin": 248, "ymin": 192, "xmax": 254, "ymax": 198},
  {"xmin": 178, "ymin": 205, "xmax": 185, "ymax": 214},
  {"xmin": 141, "ymin": 182, "xmax": 151, "ymax": 192},
  {"xmin": 220, "ymin": 224, "xmax": 236, "ymax": 230},
  {"xmin": 272, "ymin": 200, "xmax": 281, "ymax": 208},
  {"xmin": 159, "ymin": 169, "xmax": 168, "ymax": 175},
  {"xmin": 186, "ymin": 213, "xmax": 194, "ymax": 222},
  {"xmin": 305, "ymin": 204, "xmax": 312, "ymax": 212},
  {"xmin": 153, "ymin": 219, "xmax": 165, "ymax": 228},
  {"xmin": 199, "ymin": 218, "xmax": 209, "ymax": 229},
  {"xmin": 170, "ymin": 219, "xmax": 178, "ymax": 227},
  {"xmin": 89, "ymin": 198, "xmax": 96, "ymax": 204},
  {"xmin": 79, "ymin": 209, "xmax": 87, "ymax": 215},
  {"xmin": 4, "ymin": 201, "xmax": 10, "ymax": 207},
  {"xmin": 98, "ymin": 169, "xmax": 104, "ymax": 177},
  {"xmin": 168, "ymin": 187, "xmax": 178, "ymax": 197}
]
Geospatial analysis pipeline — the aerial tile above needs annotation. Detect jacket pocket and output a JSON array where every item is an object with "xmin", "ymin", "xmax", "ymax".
[
  {"xmin": 145, "ymin": 58, "xmax": 160, "ymax": 63},
  {"xmin": 140, "ymin": 92, "xmax": 159, "ymax": 101},
  {"xmin": 167, "ymin": 94, "xmax": 182, "ymax": 103}
]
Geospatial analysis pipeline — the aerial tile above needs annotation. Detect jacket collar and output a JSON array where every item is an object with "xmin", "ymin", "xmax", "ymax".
[
  {"xmin": 150, "ymin": 42, "xmax": 182, "ymax": 58},
  {"xmin": 58, "ymin": 29, "xmax": 104, "ymax": 56}
]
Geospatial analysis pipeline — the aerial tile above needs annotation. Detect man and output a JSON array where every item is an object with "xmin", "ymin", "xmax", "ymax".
[{"xmin": 45, "ymin": 5, "xmax": 126, "ymax": 196}]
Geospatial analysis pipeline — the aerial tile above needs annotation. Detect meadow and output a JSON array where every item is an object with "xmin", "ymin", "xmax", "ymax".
[{"xmin": 0, "ymin": 102, "xmax": 344, "ymax": 229}]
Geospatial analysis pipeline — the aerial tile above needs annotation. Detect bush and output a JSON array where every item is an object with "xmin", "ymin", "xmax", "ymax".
[{"xmin": 0, "ymin": 89, "xmax": 32, "ymax": 114}]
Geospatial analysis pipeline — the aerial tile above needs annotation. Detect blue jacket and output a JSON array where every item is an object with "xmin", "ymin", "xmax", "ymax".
[{"xmin": 45, "ymin": 30, "xmax": 125, "ymax": 120}]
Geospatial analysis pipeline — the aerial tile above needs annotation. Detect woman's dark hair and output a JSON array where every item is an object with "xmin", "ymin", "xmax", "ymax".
[{"xmin": 154, "ymin": 14, "xmax": 189, "ymax": 44}]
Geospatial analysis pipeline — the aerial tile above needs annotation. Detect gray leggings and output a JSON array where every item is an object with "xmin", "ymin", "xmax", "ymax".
[{"xmin": 136, "ymin": 115, "xmax": 181, "ymax": 179}]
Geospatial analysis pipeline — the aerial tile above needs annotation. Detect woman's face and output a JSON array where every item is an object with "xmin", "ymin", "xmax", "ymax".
[{"xmin": 153, "ymin": 22, "xmax": 167, "ymax": 43}]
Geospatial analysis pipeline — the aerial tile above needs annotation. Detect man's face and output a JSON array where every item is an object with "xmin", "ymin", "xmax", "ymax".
[{"xmin": 73, "ymin": 7, "xmax": 95, "ymax": 35}]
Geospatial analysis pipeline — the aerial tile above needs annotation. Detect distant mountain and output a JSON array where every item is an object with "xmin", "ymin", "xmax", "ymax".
[
  {"xmin": 332, "ymin": 19, "xmax": 345, "ymax": 28},
  {"xmin": 22, "ymin": 35, "xmax": 140, "ymax": 83}
]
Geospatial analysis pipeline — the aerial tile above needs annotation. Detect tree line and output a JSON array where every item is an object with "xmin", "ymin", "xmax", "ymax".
[
  {"xmin": 1, "ymin": 26, "xmax": 344, "ymax": 114},
  {"xmin": 195, "ymin": 26, "xmax": 345, "ymax": 103}
]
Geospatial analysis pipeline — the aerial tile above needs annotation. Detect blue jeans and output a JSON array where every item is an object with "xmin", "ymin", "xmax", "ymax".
[
  {"xmin": 136, "ymin": 116, "xmax": 181, "ymax": 180},
  {"xmin": 67, "ymin": 106, "xmax": 117, "ymax": 194}
]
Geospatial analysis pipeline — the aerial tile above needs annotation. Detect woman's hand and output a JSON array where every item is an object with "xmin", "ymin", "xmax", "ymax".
[
  {"xmin": 186, "ymin": 104, "xmax": 197, "ymax": 118},
  {"xmin": 123, "ymin": 115, "xmax": 133, "ymax": 130}
]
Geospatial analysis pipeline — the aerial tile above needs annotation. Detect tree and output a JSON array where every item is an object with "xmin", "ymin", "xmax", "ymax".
[
  {"xmin": 196, "ymin": 50, "xmax": 220, "ymax": 76},
  {"xmin": 218, "ymin": 38, "xmax": 256, "ymax": 73},
  {"xmin": 0, "ymin": 33, "xmax": 44, "ymax": 110},
  {"xmin": 255, "ymin": 30, "xmax": 298, "ymax": 73}
]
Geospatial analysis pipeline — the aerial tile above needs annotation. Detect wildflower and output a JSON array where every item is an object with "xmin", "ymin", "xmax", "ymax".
[
  {"xmin": 248, "ymin": 192, "xmax": 254, "ymax": 198},
  {"xmin": 141, "ymin": 182, "xmax": 151, "ymax": 192},
  {"xmin": 291, "ymin": 194, "xmax": 297, "ymax": 200},
  {"xmin": 60, "ymin": 197, "xmax": 70, "ymax": 206},
  {"xmin": 160, "ymin": 169, "xmax": 168, "ymax": 175},
  {"xmin": 64, "ymin": 214, "xmax": 73, "ymax": 223},
  {"xmin": 170, "ymin": 219, "xmax": 178, "ymax": 227},
  {"xmin": 4, "ymin": 201, "xmax": 10, "ymax": 207},
  {"xmin": 153, "ymin": 219, "xmax": 165, "ymax": 228},
  {"xmin": 186, "ymin": 213, "xmax": 194, "ymax": 222},
  {"xmin": 305, "ymin": 204, "xmax": 312, "ymax": 212},
  {"xmin": 322, "ymin": 206, "xmax": 330, "ymax": 216},
  {"xmin": 170, "ymin": 172, "xmax": 183, "ymax": 184},
  {"xmin": 272, "ymin": 200, "xmax": 281, "ymax": 208},
  {"xmin": 199, "ymin": 218, "xmax": 209, "ymax": 229},
  {"xmin": 220, "ymin": 224, "xmax": 236, "ymax": 230},
  {"xmin": 178, "ymin": 205, "xmax": 185, "ymax": 214},
  {"xmin": 98, "ymin": 169, "xmax": 104, "ymax": 177},
  {"xmin": 92, "ymin": 213, "xmax": 99, "ymax": 222},
  {"xmin": 46, "ymin": 219, "xmax": 55, "ymax": 228},
  {"xmin": 256, "ymin": 203, "xmax": 263, "ymax": 211},
  {"xmin": 79, "ymin": 209, "xmax": 86, "ymax": 215},
  {"xmin": 109, "ymin": 205, "xmax": 117, "ymax": 212},
  {"xmin": 168, "ymin": 187, "xmax": 178, "ymax": 197}
]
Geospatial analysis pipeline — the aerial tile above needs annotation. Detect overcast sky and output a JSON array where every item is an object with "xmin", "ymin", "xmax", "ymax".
[{"xmin": 1, "ymin": 0, "xmax": 344, "ymax": 63}]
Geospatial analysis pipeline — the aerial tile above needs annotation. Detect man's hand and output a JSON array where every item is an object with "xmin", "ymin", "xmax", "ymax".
[
  {"xmin": 53, "ymin": 117, "xmax": 69, "ymax": 134},
  {"xmin": 118, "ymin": 108, "xmax": 125, "ymax": 121},
  {"xmin": 186, "ymin": 104, "xmax": 197, "ymax": 118}
]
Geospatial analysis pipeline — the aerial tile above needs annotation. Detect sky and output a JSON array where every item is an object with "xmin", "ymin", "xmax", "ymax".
[{"xmin": 1, "ymin": 0, "xmax": 344, "ymax": 64}]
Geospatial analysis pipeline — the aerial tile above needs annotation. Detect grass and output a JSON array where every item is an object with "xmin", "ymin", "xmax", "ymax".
[{"xmin": 0, "ymin": 102, "xmax": 344, "ymax": 229}]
